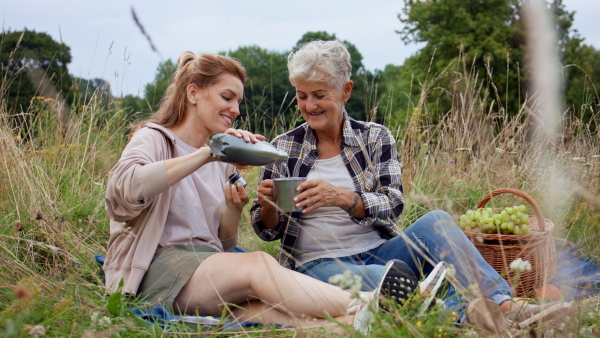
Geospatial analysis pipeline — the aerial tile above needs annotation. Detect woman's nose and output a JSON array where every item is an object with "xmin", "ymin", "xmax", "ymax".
[
  {"xmin": 231, "ymin": 102, "xmax": 241, "ymax": 116},
  {"xmin": 305, "ymin": 96, "xmax": 318, "ymax": 111}
]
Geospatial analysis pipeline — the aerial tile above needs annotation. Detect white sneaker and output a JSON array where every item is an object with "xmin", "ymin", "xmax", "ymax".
[{"xmin": 417, "ymin": 261, "xmax": 448, "ymax": 315}]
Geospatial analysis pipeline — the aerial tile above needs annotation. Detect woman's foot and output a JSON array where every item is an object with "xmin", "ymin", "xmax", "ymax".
[{"xmin": 467, "ymin": 298, "xmax": 513, "ymax": 333}]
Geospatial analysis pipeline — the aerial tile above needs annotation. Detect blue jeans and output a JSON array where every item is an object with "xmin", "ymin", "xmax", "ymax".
[{"xmin": 297, "ymin": 210, "xmax": 512, "ymax": 320}]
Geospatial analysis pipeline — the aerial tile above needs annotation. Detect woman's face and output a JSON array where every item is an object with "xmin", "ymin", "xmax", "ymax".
[
  {"xmin": 294, "ymin": 79, "xmax": 353, "ymax": 134},
  {"xmin": 193, "ymin": 73, "xmax": 244, "ymax": 135}
]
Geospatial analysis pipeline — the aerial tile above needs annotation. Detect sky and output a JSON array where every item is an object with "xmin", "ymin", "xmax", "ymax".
[{"xmin": 3, "ymin": 0, "xmax": 599, "ymax": 97}]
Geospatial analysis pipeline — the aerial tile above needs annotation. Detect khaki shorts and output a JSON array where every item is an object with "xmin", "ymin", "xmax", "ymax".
[{"xmin": 136, "ymin": 244, "xmax": 218, "ymax": 312}]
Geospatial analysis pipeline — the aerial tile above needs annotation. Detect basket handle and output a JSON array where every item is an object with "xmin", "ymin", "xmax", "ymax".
[{"xmin": 476, "ymin": 188, "xmax": 546, "ymax": 229}]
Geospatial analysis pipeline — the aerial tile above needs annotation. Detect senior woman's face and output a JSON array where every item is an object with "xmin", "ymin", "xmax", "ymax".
[{"xmin": 294, "ymin": 79, "xmax": 353, "ymax": 133}]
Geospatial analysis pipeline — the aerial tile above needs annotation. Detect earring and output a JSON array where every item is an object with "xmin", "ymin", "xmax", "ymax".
[{"xmin": 191, "ymin": 101, "xmax": 197, "ymax": 104}]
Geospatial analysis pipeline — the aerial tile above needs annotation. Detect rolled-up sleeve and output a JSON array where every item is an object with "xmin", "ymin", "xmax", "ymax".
[
  {"xmin": 350, "ymin": 125, "xmax": 404, "ymax": 232},
  {"xmin": 105, "ymin": 129, "xmax": 171, "ymax": 223}
]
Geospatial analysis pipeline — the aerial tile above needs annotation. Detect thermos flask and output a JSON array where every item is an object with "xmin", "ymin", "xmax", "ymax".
[{"xmin": 209, "ymin": 133, "xmax": 288, "ymax": 166}]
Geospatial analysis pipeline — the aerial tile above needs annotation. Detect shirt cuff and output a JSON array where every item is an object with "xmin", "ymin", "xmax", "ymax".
[{"xmin": 221, "ymin": 233, "xmax": 238, "ymax": 252}]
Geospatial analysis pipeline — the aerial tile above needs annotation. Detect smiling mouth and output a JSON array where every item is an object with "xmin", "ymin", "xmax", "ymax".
[
  {"xmin": 309, "ymin": 112, "xmax": 324, "ymax": 116},
  {"xmin": 221, "ymin": 115, "xmax": 233, "ymax": 125}
]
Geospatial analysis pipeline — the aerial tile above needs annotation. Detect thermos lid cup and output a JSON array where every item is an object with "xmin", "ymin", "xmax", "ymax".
[{"xmin": 228, "ymin": 172, "xmax": 247, "ymax": 187}]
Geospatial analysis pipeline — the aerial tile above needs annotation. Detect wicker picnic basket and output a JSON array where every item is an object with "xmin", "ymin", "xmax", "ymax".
[{"xmin": 462, "ymin": 188, "xmax": 556, "ymax": 297}]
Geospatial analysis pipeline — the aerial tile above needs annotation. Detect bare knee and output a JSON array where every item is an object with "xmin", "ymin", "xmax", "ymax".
[
  {"xmin": 235, "ymin": 251, "xmax": 282, "ymax": 284},
  {"xmin": 244, "ymin": 251, "xmax": 280, "ymax": 270}
]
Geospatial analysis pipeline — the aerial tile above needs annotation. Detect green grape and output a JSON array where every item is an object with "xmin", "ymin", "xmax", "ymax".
[{"xmin": 460, "ymin": 205, "xmax": 534, "ymax": 235}]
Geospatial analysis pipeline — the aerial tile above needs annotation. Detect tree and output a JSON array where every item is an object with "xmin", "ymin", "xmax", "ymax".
[
  {"xmin": 394, "ymin": 0, "xmax": 599, "ymax": 124},
  {"xmin": 73, "ymin": 77, "xmax": 112, "ymax": 107},
  {"xmin": 144, "ymin": 59, "xmax": 177, "ymax": 114},
  {"xmin": 118, "ymin": 94, "xmax": 145, "ymax": 123},
  {"xmin": 376, "ymin": 64, "xmax": 411, "ymax": 125},
  {"xmin": 396, "ymin": 0, "xmax": 529, "ymax": 119},
  {"xmin": 225, "ymin": 46, "xmax": 291, "ymax": 135},
  {"xmin": 1, "ymin": 29, "xmax": 75, "ymax": 123},
  {"xmin": 562, "ymin": 35, "xmax": 600, "ymax": 124}
]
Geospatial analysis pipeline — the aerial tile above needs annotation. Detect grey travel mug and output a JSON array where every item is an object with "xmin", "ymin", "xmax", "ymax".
[{"xmin": 272, "ymin": 178, "xmax": 304, "ymax": 213}]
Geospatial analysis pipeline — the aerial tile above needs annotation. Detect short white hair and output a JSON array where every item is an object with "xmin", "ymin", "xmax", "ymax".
[{"xmin": 287, "ymin": 40, "xmax": 352, "ymax": 90}]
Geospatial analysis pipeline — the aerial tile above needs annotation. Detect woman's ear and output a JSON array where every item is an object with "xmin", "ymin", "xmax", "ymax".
[
  {"xmin": 343, "ymin": 81, "xmax": 354, "ymax": 102},
  {"xmin": 187, "ymin": 84, "xmax": 198, "ymax": 104}
]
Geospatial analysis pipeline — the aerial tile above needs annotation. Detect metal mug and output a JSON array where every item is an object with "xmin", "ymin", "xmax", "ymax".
[{"xmin": 272, "ymin": 178, "xmax": 305, "ymax": 213}]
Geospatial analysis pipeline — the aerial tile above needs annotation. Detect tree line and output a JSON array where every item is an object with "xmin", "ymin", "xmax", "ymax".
[{"xmin": 2, "ymin": 0, "xmax": 598, "ymax": 137}]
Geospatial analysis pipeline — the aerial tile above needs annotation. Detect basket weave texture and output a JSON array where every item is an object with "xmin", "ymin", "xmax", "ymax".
[{"xmin": 462, "ymin": 188, "xmax": 556, "ymax": 297}]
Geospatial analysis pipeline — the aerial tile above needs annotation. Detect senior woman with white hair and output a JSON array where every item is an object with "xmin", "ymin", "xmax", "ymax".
[{"xmin": 250, "ymin": 40, "xmax": 573, "ymax": 332}]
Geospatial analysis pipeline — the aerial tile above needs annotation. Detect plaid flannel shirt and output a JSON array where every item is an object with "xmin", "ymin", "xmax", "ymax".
[{"xmin": 250, "ymin": 113, "xmax": 404, "ymax": 269}]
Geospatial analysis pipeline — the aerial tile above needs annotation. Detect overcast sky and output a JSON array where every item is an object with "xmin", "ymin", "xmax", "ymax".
[{"xmin": 3, "ymin": 0, "xmax": 599, "ymax": 97}]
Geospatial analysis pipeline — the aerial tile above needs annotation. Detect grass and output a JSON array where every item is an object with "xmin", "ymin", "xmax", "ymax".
[{"xmin": 1, "ymin": 54, "xmax": 600, "ymax": 337}]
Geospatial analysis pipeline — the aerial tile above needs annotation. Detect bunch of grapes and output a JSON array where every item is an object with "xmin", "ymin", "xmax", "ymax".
[{"xmin": 459, "ymin": 205, "xmax": 533, "ymax": 235}]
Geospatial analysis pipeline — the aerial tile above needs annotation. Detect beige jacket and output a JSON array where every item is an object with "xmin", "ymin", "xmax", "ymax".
[{"xmin": 103, "ymin": 123, "xmax": 178, "ymax": 294}]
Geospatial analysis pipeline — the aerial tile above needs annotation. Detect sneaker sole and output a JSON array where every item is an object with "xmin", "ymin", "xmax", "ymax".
[{"xmin": 375, "ymin": 259, "xmax": 418, "ymax": 311}]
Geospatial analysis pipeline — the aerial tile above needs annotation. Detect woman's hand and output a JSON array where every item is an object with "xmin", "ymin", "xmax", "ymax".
[
  {"xmin": 257, "ymin": 179, "xmax": 276, "ymax": 210},
  {"xmin": 223, "ymin": 181, "xmax": 249, "ymax": 211},
  {"xmin": 257, "ymin": 179, "xmax": 280, "ymax": 229},
  {"xmin": 223, "ymin": 129, "xmax": 266, "ymax": 170},
  {"xmin": 293, "ymin": 179, "xmax": 352, "ymax": 214},
  {"xmin": 224, "ymin": 128, "xmax": 266, "ymax": 143}
]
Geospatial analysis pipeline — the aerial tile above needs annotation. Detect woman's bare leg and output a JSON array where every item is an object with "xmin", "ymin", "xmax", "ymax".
[
  {"xmin": 173, "ymin": 251, "xmax": 364, "ymax": 322},
  {"xmin": 230, "ymin": 300, "xmax": 354, "ymax": 328}
]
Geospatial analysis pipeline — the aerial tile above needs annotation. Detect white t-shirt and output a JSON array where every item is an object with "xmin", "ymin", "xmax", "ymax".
[
  {"xmin": 295, "ymin": 155, "xmax": 385, "ymax": 265},
  {"xmin": 159, "ymin": 135, "xmax": 230, "ymax": 252}
]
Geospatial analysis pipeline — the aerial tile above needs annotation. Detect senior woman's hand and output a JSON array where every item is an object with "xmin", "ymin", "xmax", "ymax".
[
  {"xmin": 257, "ymin": 179, "xmax": 277, "ymax": 210},
  {"xmin": 293, "ymin": 179, "xmax": 362, "ymax": 215}
]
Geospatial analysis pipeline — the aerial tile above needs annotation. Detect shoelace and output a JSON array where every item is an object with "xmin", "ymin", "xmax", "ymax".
[{"xmin": 346, "ymin": 295, "xmax": 372, "ymax": 314}]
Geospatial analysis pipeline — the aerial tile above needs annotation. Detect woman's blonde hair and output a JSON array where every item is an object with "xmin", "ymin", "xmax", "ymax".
[{"xmin": 129, "ymin": 52, "xmax": 246, "ymax": 138}]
